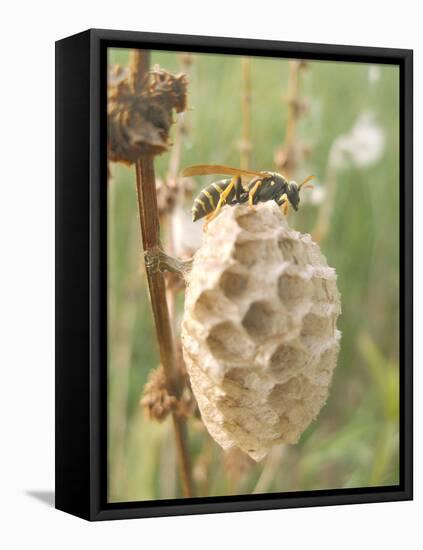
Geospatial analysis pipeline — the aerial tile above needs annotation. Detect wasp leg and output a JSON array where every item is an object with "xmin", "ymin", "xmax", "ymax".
[
  {"xmin": 204, "ymin": 175, "xmax": 238, "ymax": 226},
  {"xmin": 278, "ymin": 194, "xmax": 289, "ymax": 215},
  {"xmin": 248, "ymin": 180, "xmax": 262, "ymax": 208},
  {"xmin": 234, "ymin": 176, "xmax": 248, "ymax": 203},
  {"xmin": 202, "ymin": 212, "xmax": 215, "ymax": 231}
]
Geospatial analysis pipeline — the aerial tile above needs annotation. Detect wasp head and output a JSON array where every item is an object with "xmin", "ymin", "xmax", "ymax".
[
  {"xmin": 286, "ymin": 176, "xmax": 315, "ymax": 211},
  {"xmin": 286, "ymin": 181, "xmax": 301, "ymax": 211}
]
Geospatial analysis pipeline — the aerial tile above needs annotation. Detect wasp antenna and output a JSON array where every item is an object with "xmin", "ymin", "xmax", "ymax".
[{"xmin": 299, "ymin": 175, "xmax": 315, "ymax": 190}]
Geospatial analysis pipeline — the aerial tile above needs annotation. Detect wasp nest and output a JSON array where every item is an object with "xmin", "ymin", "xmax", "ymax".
[{"xmin": 181, "ymin": 202, "xmax": 341, "ymax": 461}]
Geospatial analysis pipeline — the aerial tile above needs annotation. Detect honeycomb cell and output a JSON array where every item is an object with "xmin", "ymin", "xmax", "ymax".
[
  {"xmin": 235, "ymin": 211, "xmax": 263, "ymax": 233},
  {"xmin": 233, "ymin": 240, "xmax": 261, "ymax": 267},
  {"xmin": 312, "ymin": 277, "xmax": 338, "ymax": 303},
  {"xmin": 268, "ymin": 383, "xmax": 296, "ymax": 413},
  {"xmin": 225, "ymin": 366, "xmax": 254, "ymax": 385},
  {"xmin": 219, "ymin": 269, "xmax": 248, "ymax": 299},
  {"xmin": 242, "ymin": 300, "xmax": 275, "ymax": 340},
  {"xmin": 278, "ymin": 238, "xmax": 306, "ymax": 266},
  {"xmin": 193, "ymin": 290, "xmax": 218, "ymax": 322},
  {"xmin": 207, "ymin": 321, "xmax": 251, "ymax": 364},
  {"xmin": 278, "ymin": 272, "xmax": 312, "ymax": 311},
  {"xmin": 301, "ymin": 313, "xmax": 334, "ymax": 340},
  {"xmin": 234, "ymin": 238, "xmax": 279, "ymax": 268},
  {"xmin": 313, "ymin": 345, "xmax": 339, "ymax": 386},
  {"xmin": 269, "ymin": 343, "xmax": 307, "ymax": 375},
  {"xmin": 236, "ymin": 209, "xmax": 274, "ymax": 233},
  {"xmin": 313, "ymin": 278, "xmax": 329, "ymax": 302}
]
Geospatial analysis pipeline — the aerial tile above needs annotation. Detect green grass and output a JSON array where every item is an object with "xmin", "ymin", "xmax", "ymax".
[{"xmin": 107, "ymin": 48, "xmax": 400, "ymax": 502}]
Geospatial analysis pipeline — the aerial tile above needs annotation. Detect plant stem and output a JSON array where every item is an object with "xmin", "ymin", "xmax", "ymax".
[
  {"xmin": 240, "ymin": 57, "xmax": 252, "ymax": 171},
  {"xmin": 275, "ymin": 60, "xmax": 306, "ymax": 179},
  {"xmin": 283, "ymin": 61, "xmax": 302, "ymax": 179},
  {"xmin": 311, "ymin": 160, "xmax": 337, "ymax": 243},
  {"xmin": 164, "ymin": 53, "xmax": 193, "ymax": 335},
  {"xmin": 135, "ymin": 158, "xmax": 194, "ymax": 497},
  {"xmin": 132, "ymin": 50, "xmax": 194, "ymax": 498},
  {"xmin": 130, "ymin": 50, "xmax": 149, "ymax": 93}
]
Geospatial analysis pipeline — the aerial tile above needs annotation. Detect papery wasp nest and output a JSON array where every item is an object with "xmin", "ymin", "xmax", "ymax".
[{"xmin": 181, "ymin": 202, "xmax": 341, "ymax": 461}]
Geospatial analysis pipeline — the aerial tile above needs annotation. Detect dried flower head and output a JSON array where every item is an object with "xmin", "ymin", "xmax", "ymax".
[
  {"xmin": 140, "ymin": 366, "xmax": 176, "ymax": 422},
  {"xmin": 156, "ymin": 177, "xmax": 177, "ymax": 217},
  {"xmin": 108, "ymin": 64, "xmax": 188, "ymax": 163},
  {"xmin": 156, "ymin": 175, "xmax": 194, "ymax": 219},
  {"xmin": 141, "ymin": 343, "xmax": 197, "ymax": 422}
]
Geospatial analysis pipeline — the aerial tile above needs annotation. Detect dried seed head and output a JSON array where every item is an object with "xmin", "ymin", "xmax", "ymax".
[
  {"xmin": 181, "ymin": 202, "xmax": 341, "ymax": 461},
  {"xmin": 141, "ymin": 366, "xmax": 178, "ymax": 422},
  {"xmin": 141, "ymin": 344, "xmax": 197, "ymax": 422},
  {"xmin": 156, "ymin": 177, "xmax": 177, "ymax": 217},
  {"xmin": 156, "ymin": 175, "xmax": 194, "ymax": 219},
  {"xmin": 108, "ymin": 64, "xmax": 188, "ymax": 163}
]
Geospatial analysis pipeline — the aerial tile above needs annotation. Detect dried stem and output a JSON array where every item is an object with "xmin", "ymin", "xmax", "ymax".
[
  {"xmin": 312, "ymin": 159, "xmax": 337, "ymax": 243},
  {"xmin": 166, "ymin": 60, "xmax": 190, "ymax": 186},
  {"xmin": 166, "ymin": 54, "xmax": 193, "ymax": 188},
  {"xmin": 275, "ymin": 60, "xmax": 307, "ymax": 179},
  {"xmin": 252, "ymin": 446, "xmax": 286, "ymax": 494},
  {"xmin": 132, "ymin": 50, "xmax": 194, "ymax": 498},
  {"xmin": 130, "ymin": 50, "xmax": 149, "ymax": 93},
  {"xmin": 285, "ymin": 61, "xmax": 301, "ymax": 160},
  {"xmin": 164, "ymin": 54, "xmax": 194, "ymax": 334},
  {"xmin": 240, "ymin": 57, "xmax": 252, "ymax": 170}
]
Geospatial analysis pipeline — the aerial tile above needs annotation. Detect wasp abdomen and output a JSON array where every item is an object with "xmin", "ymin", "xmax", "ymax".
[{"xmin": 192, "ymin": 178, "xmax": 234, "ymax": 221}]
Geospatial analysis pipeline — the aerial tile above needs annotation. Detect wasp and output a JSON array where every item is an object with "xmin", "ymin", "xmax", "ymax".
[{"xmin": 182, "ymin": 164, "xmax": 314, "ymax": 223}]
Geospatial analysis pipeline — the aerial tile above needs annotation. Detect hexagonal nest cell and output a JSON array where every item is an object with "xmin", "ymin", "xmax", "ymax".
[
  {"xmin": 278, "ymin": 272, "xmax": 312, "ymax": 311},
  {"xmin": 269, "ymin": 343, "xmax": 309, "ymax": 382},
  {"xmin": 242, "ymin": 300, "xmax": 275, "ymax": 340},
  {"xmin": 181, "ymin": 202, "xmax": 341, "ymax": 460},
  {"xmin": 193, "ymin": 290, "xmax": 220, "ymax": 322},
  {"xmin": 233, "ymin": 239, "xmax": 266, "ymax": 267},
  {"xmin": 219, "ymin": 269, "xmax": 248, "ymax": 299},
  {"xmin": 278, "ymin": 237, "xmax": 307, "ymax": 266},
  {"xmin": 301, "ymin": 312, "xmax": 334, "ymax": 340},
  {"xmin": 206, "ymin": 321, "xmax": 252, "ymax": 364}
]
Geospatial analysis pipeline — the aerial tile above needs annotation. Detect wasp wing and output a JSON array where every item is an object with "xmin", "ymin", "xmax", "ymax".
[{"xmin": 182, "ymin": 164, "xmax": 265, "ymax": 178}]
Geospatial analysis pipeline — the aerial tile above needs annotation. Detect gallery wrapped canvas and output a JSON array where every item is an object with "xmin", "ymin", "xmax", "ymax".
[{"xmin": 55, "ymin": 29, "xmax": 412, "ymax": 520}]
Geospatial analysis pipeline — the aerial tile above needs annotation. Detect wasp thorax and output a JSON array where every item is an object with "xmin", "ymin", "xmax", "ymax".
[{"xmin": 181, "ymin": 202, "xmax": 341, "ymax": 461}]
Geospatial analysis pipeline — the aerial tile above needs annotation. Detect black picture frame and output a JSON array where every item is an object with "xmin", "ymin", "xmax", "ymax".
[{"xmin": 55, "ymin": 28, "xmax": 413, "ymax": 521}]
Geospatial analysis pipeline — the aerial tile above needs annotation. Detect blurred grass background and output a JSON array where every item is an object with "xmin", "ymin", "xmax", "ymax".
[{"xmin": 107, "ymin": 48, "xmax": 399, "ymax": 502}]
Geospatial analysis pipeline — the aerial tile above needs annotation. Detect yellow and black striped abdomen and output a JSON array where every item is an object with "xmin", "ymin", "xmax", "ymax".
[{"xmin": 192, "ymin": 178, "xmax": 233, "ymax": 221}]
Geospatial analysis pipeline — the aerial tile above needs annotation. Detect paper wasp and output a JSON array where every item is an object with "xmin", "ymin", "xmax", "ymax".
[{"xmin": 181, "ymin": 164, "xmax": 314, "ymax": 223}]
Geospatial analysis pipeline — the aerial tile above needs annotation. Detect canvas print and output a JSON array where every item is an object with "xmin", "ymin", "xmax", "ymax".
[{"xmin": 107, "ymin": 47, "xmax": 399, "ymax": 502}]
